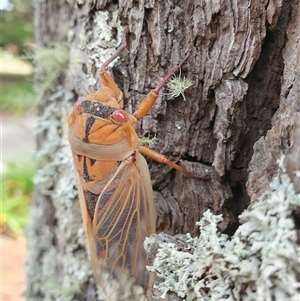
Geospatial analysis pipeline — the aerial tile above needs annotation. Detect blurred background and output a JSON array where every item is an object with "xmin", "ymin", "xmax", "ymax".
[{"xmin": 1, "ymin": 0, "xmax": 35, "ymax": 300}]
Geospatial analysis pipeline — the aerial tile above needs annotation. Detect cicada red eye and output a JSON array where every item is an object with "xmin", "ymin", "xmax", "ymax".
[
  {"xmin": 112, "ymin": 109, "xmax": 129, "ymax": 123},
  {"xmin": 74, "ymin": 99, "xmax": 82, "ymax": 111}
]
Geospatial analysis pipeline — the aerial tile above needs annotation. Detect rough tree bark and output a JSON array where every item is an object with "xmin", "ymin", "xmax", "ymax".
[{"xmin": 26, "ymin": 0, "xmax": 299, "ymax": 300}]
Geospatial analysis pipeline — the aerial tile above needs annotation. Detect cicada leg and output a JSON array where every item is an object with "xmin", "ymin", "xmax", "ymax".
[
  {"xmin": 133, "ymin": 52, "xmax": 191, "ymax": 120},
  {"xmin": 134, "ymin": 52, "xmax": 209, "ymax": 179},
  {"xmin": 138, "ymin": 145, "xmax": 210, "ymax": 180},
  {"xmin": 98, "ymin": 27, "xmax": 128, "ymax": 106}
]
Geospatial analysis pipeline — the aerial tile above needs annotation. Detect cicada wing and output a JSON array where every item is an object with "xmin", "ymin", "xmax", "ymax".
[
  {"xmin": 90, "ymin": 152, "xmax": 156, "ymax": 301},
  {"xmin": 74, "ymin": 171, "xmax": 98, "ymax": 265}
]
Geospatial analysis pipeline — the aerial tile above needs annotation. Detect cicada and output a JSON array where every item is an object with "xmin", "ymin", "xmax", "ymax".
[{"xmin": 68, "ymin": 31, "xmax": 209, "ymax": 300}]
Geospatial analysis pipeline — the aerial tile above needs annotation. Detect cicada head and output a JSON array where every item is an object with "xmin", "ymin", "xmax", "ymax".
[{"xmin": 89, "ymin": 86, "xmax": 121, "ymax": 109}]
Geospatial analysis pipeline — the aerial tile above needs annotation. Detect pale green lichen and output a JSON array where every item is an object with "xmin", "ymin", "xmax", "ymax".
[
  {"xmin": 165, "ymin": 70, "xmax": 193, "ymax": 101},
  {"xmin": 26, "ymin": 10, "xmax": 124, "ymax": 300},
  {"xmin": 28, "ymin": 43, "xmax": 69, "ymax": 99},
  {"xmin": 138, "ymin": 133, "xmax": 158, "ymax": 148},
  {"xmin": 80, "ymin": 10, "xmax": 122, "ymax": 87},
  {"xmin": 33, "ymin": 87, "xmax": 77, "ymax": 200},
  {"xmin": 148, "ymin": 166, "xmax": 300, "ymax": 301},
  {"xmin": 25, "ymin": 86, "xmax": 94, "ymax": 301}
]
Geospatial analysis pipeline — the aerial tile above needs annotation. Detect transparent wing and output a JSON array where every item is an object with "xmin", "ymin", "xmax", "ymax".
[{"xmin": 87, "ymin": 152, "xmax": 155, "ymax": 301}]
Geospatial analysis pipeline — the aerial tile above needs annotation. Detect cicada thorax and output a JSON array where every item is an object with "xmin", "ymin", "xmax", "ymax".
[{"xmin": 69, "ymin": 86, "xmax": 139, "ymax": 214}]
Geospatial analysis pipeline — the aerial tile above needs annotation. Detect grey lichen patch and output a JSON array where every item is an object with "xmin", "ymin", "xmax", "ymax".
[
  {"xmin": 25, "ymin": 86, "xmax": 94, "ymax": 301},
  {"xmin": 147, "ymin": 163, "xmax": 300, "ymax": 301},
  {"xmin": 34, "ymin": 87, "xmax": 77, "ymax": 200},
  {"xmin": 80, "ymin": 10, "xmax": 122, "ymax": 87},
  {"xmin": 25, "ymin": 191, "xmax": 92, "ymax": 301},
  {"xmin": 76, "ymin": 0, "xmax": 85, "ymax": 5}
]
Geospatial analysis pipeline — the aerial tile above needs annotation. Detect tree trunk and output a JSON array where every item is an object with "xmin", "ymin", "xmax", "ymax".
[{"xmin": 26, "ymin": 0, "xmax": 299, "ymax": 300}]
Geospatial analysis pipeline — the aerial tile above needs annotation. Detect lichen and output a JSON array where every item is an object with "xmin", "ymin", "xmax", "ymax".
[
  {"xmin": 25, "ymin": 86, "xmax": 94, "ymax": 301},
  {"xmin": 26, "ymin": 8, "xmax": 125, "ymax": 300},
  {"xmin": 33, "ymin": 87, "xmax": 77, "ymax": 200},
  {"xmin": 80, "ymin": 10, "xmax": 122, "ymax": 87},
  {"xmin": 147, "ymin": 164, "xmax": 300, "ymax": 301},
  {"xmin": 165, "ymin": 69, "xmax": 193, "ymax": 101},
  {"xmin": 138, "ymin": 133, "xmax": 158, "ymax": 148},
  {"xmin": 28, "ymin": 43, "xmax": 69, "ymax": 99}
]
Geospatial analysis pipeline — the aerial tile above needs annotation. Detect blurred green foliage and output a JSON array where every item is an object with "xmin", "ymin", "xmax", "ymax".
[
  {"xmin": 1, "ymin": 1, "xmax": 35, "ymax": 236},
  {"xmin": 0, "ymin": 0, "xmax": 33, "ymax": 53},
  {"xmin": 1, "ymin": 0, "xmax": 35, "ymax": 114},
  {"xmin": 0, "ymin": 79, "xmax": 35, "ymax": 114},
  {"xmin": 1, "ymin": 159, "xmax": 35, "ymax": 236}
]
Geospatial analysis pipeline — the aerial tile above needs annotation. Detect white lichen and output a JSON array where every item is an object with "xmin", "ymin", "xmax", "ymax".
[
  {"xmin": 26, "ymin": 11, "xmax": 125, "ymax": 301},
  {"xmin": 138, "ymin": 133, "xmax": 158, "ymax": 148},
  {"xmin": 80, "ymin": 10, "xmax": 122, "ymax": 87},
  {"xmin": 33, "ymin": 87, "xmax": 77, "ymax": 200},
  {"xmin": 165, "ymin": 70, "xmax": 193, "ymax": 101},
  {"xmin": 147, "ymin": 165, "xmax": 300, "ymax": 301},
  {"xmin": 25, "ymin": 86, "xmax": 93, "ymax": 301}
]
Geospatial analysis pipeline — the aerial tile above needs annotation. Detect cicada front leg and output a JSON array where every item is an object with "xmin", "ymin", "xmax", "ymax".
[
  {"xmin": 133, "ymin": 51, "xmax": 191, "ymax": 120},
  {"xmin": 97, "ymin": 27, "xmax": 128, "ymax": 108},
  {"xmin": 132, "ymin": 52, "xmax": 209, "ymax": 180}
]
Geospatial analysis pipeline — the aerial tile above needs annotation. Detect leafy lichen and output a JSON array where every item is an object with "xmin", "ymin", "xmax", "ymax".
[
  {"xmin": 26, "ymin": 8, "xmax": 125, "ymax": 300},
  {"xmin": 33, "ymin": 88, "xmax": 76, "ymax": 198},
  {"xmin": 147, "ymin": 165, "xmax": 300, "ymax": 301},
  {"xmin": 80, "ymin": 10, "xmax": 122, "ymax": 87},
  {"xmin": 25, "ymin": 8, "xmax": 128, "ymax": 299},
  {"xmin": 25, "ymin": 87, "xmax": 93, "ymax": 301}
]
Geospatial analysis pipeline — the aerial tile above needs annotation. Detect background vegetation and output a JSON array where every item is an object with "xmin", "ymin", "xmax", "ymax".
[{"xmin": 1, "ymin": 0, "xmax": 35, "ymax": 236}]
